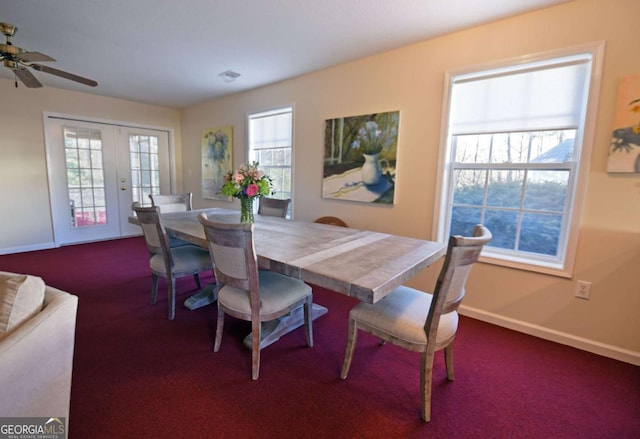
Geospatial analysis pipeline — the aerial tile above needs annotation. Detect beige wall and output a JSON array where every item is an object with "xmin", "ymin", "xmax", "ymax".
[
  {"xmin": 181, "ymin": 0, "xmax": 640, "ymax": 362},
  {"xmin": 0, "ymin": 81, "xmax": 182, "ymax": 252}
]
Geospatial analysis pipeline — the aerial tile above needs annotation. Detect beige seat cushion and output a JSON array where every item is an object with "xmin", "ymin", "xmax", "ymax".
[
  {"xmin": 349, "ymin": 285, "xmax": 458, "ymax": 346},
  {"xmin": 219, "ymin": 270, "xmax": 312, "ymax": 315},
  {"xmin": 150, "ymin": 245, "xmax": 211, "ymax": 275},
  {"xmin": 0, "ymin": 271, "xmax": 46, "ymax": 340}
]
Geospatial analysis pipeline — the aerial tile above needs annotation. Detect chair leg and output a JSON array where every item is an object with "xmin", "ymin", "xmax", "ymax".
[
  {"xmin": 251, "ymin": 318, "xmax": 261, "ymax": 380},
  {"xmin": 213, "ymin": 306, "xmax": 224, "ymax": 352},
  {"xmin": 304, "ymin": 296, "xmax": 314, "ymax": 347},
  {"xmin": 193, "ymin": 273, "xmax": 202, "ymax": 289},
  {"xmin": 340, "ymin": 318, "xmax": 358, "ymax": 379},
  {"xmin": 420, "ymin": 348, "xmax": 436, "ymax": 422},
  {"xmin": 151, "ymin": 274, "xmax": 158, "ymax": 304},
  {"xmin": 444, "ymin": 344, "xmax": 455, "ymax": 381},
  {"xmin": 168, "ymin": 277, "xmax": 176, "ymax": 320}
]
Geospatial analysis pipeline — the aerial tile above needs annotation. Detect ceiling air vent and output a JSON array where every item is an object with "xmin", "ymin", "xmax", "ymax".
[{"xmin": 219, "ymin": 70, "xmax": 241, "ymax": 83}]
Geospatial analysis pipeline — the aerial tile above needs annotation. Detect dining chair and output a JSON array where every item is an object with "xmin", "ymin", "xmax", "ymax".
[
  {"xmin": 257, "ymin": 197, "xmax": 291, "ymax": 218},
  {"xmin": 149, "ymin": 193, "xmax": 193, "ymax": 213},
  {"xmin": 198, "ymin": 212, "xmax": 313, "ymax": 380},
  {"xmin": 314, "ymin": 216, "xmax": 348, "ymax": 227},
  {"xmin": 340, "ymin": 224, "xmax": 492, "ymax": 422},
  {"xmin": 149, "ymin": 193, "xmax": 193, "ymax": 247},
  {"xmin": 132, "ymin": 202, "xmax": 212, "ymax": 320}
]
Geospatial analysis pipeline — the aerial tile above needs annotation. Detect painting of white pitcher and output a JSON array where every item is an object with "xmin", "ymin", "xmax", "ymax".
[
  {"xmin": 322, "ymin": 111, "xmax": 399, "ymax": 204},
  {"xmin": 361, "ymin": 152, "xmax": 389, "ymax": 186}
]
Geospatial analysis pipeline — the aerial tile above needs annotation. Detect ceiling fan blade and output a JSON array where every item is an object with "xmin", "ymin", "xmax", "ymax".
[
  {"xmin": 14, "ymin": 66, "xmax": 42, "ymax": 88},
  {"xmin": 15, "ymin": 51, "xmax": 56, "ymax": 62},
  {"xmin": 31, "ymin": 63, "xmax": 97, "ymax": 87}
]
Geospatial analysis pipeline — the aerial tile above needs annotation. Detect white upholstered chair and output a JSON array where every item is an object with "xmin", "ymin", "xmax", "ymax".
[
  {"xmin": 340, "ymin": 224, "xmax": 492, "ymax": 422},
  {"xmin": 149, "ymin": 193, "xmax": 192, "ymax": 213},
  {"xmin": 198, "ymin": 212, "xmax": 313, "ymax": 380},
  {"xmin": 132, "ymin": 202, "xmax": 212, "ymax": 320},
  {"xmin": 257, "ymin": 197, "xmax": 290, "ymax": 218}
]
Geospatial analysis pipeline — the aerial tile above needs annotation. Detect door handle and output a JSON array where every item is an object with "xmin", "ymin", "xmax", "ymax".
[{"xmin": 121, "ymin": 185, "xmax": 127, "ymax": 191}]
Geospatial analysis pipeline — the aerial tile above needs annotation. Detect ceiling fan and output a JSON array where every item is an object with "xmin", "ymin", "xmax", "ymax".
[{"xmin": 0, "ymin": 22, "xmax": 97, "ymax": 88}]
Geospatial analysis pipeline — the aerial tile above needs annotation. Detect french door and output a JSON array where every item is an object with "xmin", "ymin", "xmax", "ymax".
[{"xmin": 44, "ymin": 115, "xmax": 172, "ymax": 245}]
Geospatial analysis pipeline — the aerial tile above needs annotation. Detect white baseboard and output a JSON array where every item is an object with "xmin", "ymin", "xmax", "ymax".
[
  {"xmin": 0, "ymin": 242, "xmax": 57, "ymax": 255},
  {"xmin": 459, "ymin": 305, "xmax": 640, "ymax": 366}
]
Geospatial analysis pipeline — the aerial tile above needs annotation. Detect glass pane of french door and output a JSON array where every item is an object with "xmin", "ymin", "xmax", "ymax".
[
  {"xmin": 129, "ymin": 133, "xmax": 162, "ymax": 207},
  {"xmin": 64, "ymin": 126, "xmax": 108, "ymax": 227}
]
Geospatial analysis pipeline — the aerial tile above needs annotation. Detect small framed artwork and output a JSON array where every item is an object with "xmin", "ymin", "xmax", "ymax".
[
  {"xmin": 322, "ymin": 111, "xmax": 400, "ymax": 204},
  {"xmin": 607, "ymin": 75, "xmax": 640, "ymax": 173},
  {"xmin": 202, "ymin": 126, "xmax": 233, "ymax": 200}
]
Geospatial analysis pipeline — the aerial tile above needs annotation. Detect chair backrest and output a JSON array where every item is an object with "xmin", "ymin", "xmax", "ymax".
[
  {"xmin": 426, "ymin": 225, "xmax": 492, "ymax": 334},
  {"xmin": 198, "ymin": 213, "xmax": 260, "ymax": 313},
  {"xmin": 131, "ymin": 202, "xmax": 174, "ymax": 268},
  {"xmin": 149, "ymin": 193, "xmax": 192, "ymax": 213},
  {"xmin": 314, "ymin": 216, "xmax": 348, "ymax": 227},
  {"xmin": 258, "ymin": 197, "xmax": 290, "ymax": 218}
]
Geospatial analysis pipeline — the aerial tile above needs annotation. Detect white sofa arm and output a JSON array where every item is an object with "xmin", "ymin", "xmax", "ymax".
[{"xmin": 0, "ymin": 286, "xmax": 78, "ymax": 426}]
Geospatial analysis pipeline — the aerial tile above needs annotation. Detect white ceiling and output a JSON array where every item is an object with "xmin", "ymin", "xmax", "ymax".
[{"xmin": 1, "ymin": 0, "xmax": 570, "ymax": 108}]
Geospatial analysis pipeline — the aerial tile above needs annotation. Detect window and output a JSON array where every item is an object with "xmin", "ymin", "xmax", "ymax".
[
  {"xmin": 435, "ymin": 44, "xmax": 603, "ymax": 276},
  {"xmin": 248, "ymin": 107, "xmax": 293, "ymax": 212}
]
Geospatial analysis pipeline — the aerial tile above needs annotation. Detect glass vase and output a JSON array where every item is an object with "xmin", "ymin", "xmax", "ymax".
[{"xmin": 240, "ymin": 197, "xmax": 255, "ymax": 223}]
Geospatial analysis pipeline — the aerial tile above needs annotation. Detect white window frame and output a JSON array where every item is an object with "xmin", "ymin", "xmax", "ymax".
[
  {"xmin": 247, "ymin": 106, "xmax": 294, "ymax": 216},
  {"xmin": 433, "ymin": 42, "xmax": 605, "ymax": 277}
]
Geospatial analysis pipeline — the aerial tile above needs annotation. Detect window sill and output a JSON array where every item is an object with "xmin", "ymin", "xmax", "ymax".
[{"xmin": 479, "ymin": 253, "xmax": 572, "ymax": 278}]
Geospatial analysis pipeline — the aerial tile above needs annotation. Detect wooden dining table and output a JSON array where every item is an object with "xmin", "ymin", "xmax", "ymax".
[{"xmin": 130, "ymin": 208, "xmax": 446, "ymax": 348}]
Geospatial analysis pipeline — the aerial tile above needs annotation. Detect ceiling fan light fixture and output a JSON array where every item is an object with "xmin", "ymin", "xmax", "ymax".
[
  {"xmin": 219, "ymin": 70, "xmax": 241, "ymax": 83},
  {"xmin": 1, "ymin": 21, "xmax": 97, "ymax": 88}
]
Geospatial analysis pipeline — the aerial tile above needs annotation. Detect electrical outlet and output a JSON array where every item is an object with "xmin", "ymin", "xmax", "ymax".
[{"xmin": 575, "ymin": 280, "xmax": 591, "ymax": 300}]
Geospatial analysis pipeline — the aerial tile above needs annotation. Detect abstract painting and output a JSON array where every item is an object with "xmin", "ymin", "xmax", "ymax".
[
  {"xmin": 322, "ymin": 111, "xmax": 400, "ymax": 204},
  {"xmin": 607, "ymin": 75, "xmax": 640, "ymax": 173},
  {"xmin": 202, "ymin": 126, "xmax": 233, "ymax": 200}
]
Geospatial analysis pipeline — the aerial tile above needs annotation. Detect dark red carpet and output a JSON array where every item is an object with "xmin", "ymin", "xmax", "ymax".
[{"xmin": 1, "ymin": 237, "xmax": 639, "ymax": 438}]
